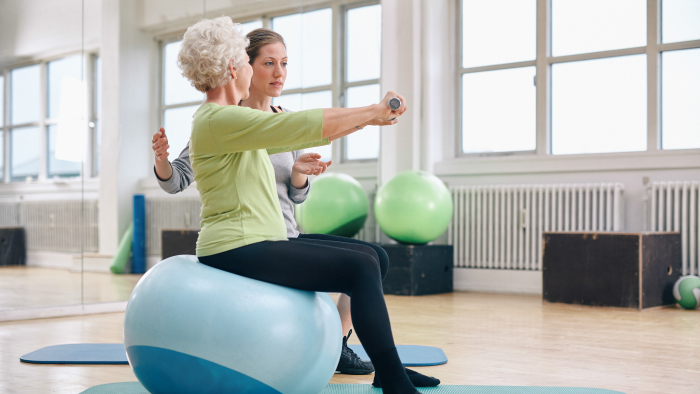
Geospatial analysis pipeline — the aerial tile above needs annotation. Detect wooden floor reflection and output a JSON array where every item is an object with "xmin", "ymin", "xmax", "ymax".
[
  {"xmin": 1, "ymin": 292, "xmax": 699, "ymax": 394},
  {"xmin": 0, "ymin": 267, "xmax": 142, "ymax": 310}
]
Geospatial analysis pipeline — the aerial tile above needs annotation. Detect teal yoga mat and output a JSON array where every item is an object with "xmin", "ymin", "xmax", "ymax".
[
  {"xmin": 80, "ymin": 382, "xmax": 626, "ymax": 394},
  {"xmin": 20, "ymin": 343, "xmax": 446, "ymax": 366}
]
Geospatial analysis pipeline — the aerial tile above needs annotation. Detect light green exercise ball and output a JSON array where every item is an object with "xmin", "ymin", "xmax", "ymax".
[
  {"xmin": 673, "ymin": 275, "xmax": 700, "ymax": 310},
  {"xmin": 375, "ymin": 170, "xmax": 453, "ymax": 245},
  {"xmin": 295, "ymin": 173, "xmax": 369, "ymax": 237}
]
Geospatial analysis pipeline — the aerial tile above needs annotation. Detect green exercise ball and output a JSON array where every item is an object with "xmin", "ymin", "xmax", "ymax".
[
  {"xmin": 375, "ymin": 170, "xmax": 453, "ymax": 245},
  {"xmin": 673, "ymin": 275, "xmax": 700, "ymax": 310},
  {"xmin": 295, "ymin": 173, "xmax": 369, "ymax": 237}
]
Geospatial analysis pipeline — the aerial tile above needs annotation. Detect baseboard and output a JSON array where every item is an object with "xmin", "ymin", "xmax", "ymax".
[
  {"xmin": 72, "ymin": 254, "xmax": 114, "ymax": 273},
  {"xmin": 26, "ymin": 251, "xmax": 76, "ymax": 270},
  {"xmin": 454, "ymin": 268, "xmax": 542, "ymax": 295},
  {"xmin": 0, "ymin": 301, "xmax": 127, "ymax": 322}
]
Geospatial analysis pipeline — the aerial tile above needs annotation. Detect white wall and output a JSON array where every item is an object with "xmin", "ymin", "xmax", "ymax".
[{"xmin": 0, "ymin": 0, "xmax": 101, "ymax": 65}]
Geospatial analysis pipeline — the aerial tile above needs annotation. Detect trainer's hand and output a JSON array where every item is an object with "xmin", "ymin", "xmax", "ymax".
[
  {"xmin": 378, "ymin": 91, "xmax": 407, "ymax": 122},
  {"xmin": 152, "ymin": 127, "xmax": 170, "ymax": 162},
  {"xmin": 292, "ymin": 153, "xmax": 332, "ymax": 176}
]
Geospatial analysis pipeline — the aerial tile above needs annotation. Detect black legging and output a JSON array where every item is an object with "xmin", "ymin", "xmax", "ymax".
[
  {"xmin": 198, "ymin": 237, "xmax": 416, "ymax": 393},
  {"xmin": 297, "ymin": 233, "xmax": 389, "ymax": 282}
]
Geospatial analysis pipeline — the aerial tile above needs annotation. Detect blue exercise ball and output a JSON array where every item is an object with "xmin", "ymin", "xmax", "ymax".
[{"xmin": 123, "ymin": 255, "xmax": 341, "ymax": 394}]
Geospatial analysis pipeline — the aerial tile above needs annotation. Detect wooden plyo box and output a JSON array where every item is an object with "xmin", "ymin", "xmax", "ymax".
[
  {"xmin": 542, "ymin": 232, "xmax": 681, "ymax": 310},
  {"xmin": 161, "ymin": 229, "xmax": 198, "ymax": 260},
  {"xmin": 381, "ymin": 244, "xmax": 453, "ymax": 296}
]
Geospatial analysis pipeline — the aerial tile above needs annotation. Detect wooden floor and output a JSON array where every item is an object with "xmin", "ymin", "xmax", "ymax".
[
  {"xmin": 0, "ymin": 267, "xmax": 141, "ymax": 310},
  {"xmin": 1, "ymin": 292, "xmax": 699, "ymax": 394}
]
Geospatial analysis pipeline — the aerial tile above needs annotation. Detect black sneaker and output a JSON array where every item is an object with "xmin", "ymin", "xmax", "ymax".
[{"xmin": 335, "ymin": 329, "xmax": 375, "ymax": 375}]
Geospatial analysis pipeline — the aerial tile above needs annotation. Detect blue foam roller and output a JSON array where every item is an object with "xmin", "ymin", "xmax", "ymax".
[{"xmin": 131, "ymin": 195, "xmax": 145, "ymax": 274}]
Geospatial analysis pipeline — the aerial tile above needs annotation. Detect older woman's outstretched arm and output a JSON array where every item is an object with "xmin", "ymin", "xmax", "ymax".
[{"xmin": 322, "ymin": 91, "xmax": 407, "ymax": 141}]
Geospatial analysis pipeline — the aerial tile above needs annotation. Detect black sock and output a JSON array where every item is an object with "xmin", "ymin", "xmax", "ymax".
[
  {"xmin": 372, "ymin": 367, "xmax": 440, "ymax": 388},
  {"xmin": 370, "ymin": 347, "xmax": 419, "ymax": 394}
]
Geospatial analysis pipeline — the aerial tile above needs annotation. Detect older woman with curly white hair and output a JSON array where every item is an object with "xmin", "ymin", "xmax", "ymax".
[{"xmin": 177, "ymin": 17, "xmax": 432, "ymax": 394}]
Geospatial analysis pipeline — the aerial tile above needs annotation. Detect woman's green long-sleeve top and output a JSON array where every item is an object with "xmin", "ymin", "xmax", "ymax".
[{"xmin": 190, "ymin": 103, "xmax": 327, "ymax": 257}]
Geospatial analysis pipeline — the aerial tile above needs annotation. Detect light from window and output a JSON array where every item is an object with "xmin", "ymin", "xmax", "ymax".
[
  {"xmin": 0, "ymin": 75, "xmax": 4, "ymax": 125},
  {"xmin": 94, "ymin": 56, "xmax": 101, "ymax": 176},
  {"xmin": 462, "ymin": 67, "xmax": 536, "ymax": 153},
  {"xmin": 552, "ymin": 55, "xmax": 647, "ymax": 155},
  {"xmin": 48, "ymin": 55, "xmax": 83, "ymax": 119},
  {"xmin": 0, "ymin": 131, "xmax": 3, "ymax": 181},
  {"xmin": 662, "ymin": 0, "xmax": 700, "ymax": 43},
  {"xmin": 11, "ymin": 126, "xmax": 40, "ymax": 181},
  {"xmin": 164, "ymin": 41, "xmax": 204, "ymax": 106},
  {"xmin": 462, "ymin": 0, "xmax": 536, "ymax": 68},
  {"xmin": 552, "ymin": 0, "xmax": 646, "ymax": 57},
  {"xmin": 164, "ymin": 105, "xmax": 199, "ymax": 159},
  {"xmin": 272, "ymin": 9, "xmax": 332, "ymax": 90},
  {"xmin": 273, "ymin": 91, "xmax": 333, "ymax": 162},
  {"xmin": 240, "ymin": 20, "xmax": 263, "ymax": 35},
  {"xmin": 347, "ymin": 5, "xmax": 381, "ymax": 83},
  {"xmin": 11, "ymin": 65, "xmax": 41, "ymax": 125},
  {"xmin": 346, "ymin": 84, "xmax": 380, "ymax": 160},
  {"xmin": 662, "ymin": 48, "xmax": 700, "ymax": 150},
  {"xmin": 48, "ymin": 125, "xmax": 81, "ymax": 178}
]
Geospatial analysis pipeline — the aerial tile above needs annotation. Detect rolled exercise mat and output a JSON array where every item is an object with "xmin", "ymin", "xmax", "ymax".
[
  {"xmin": 109, "ymin": 224, "xmax": 133, "ymax": 274},
  {"xmin": 20, "ymin": 344, "xmax": 127, "ymax": 365},
  {"xmin": 80, "ymin": 383, "xmax": 627, "ymax": 394},
  {"xmin": 348, "ymin": 344, "xmax": 447, "ymax": 366},
  {"xmin": 20, "ymin": 344, "xmax": 443, "ymax": 366},
  {"xmin": 131, "ymin": 194, "xmax": 146, "ymax": 274}
]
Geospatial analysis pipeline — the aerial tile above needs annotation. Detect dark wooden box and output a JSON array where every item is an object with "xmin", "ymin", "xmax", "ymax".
[
  {"xmin": 0, "ymin": 227, "xmax": 26, "ymax": 266},
  {"xmin": 543, "ymin": 232, "xmax": 681, "ymax": 310},
  {"xmin": 381, "ymin": 244, "xmax": 453, "ymax": 296},
  {"xmin": 161, "ymin": 229, "xmax": 198, "ymax": 260}
]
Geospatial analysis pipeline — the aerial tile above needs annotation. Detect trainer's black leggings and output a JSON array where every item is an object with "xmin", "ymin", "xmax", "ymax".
[{"xmin": 198, "ymin": 237, "xmax": 394, "ymax": 363}]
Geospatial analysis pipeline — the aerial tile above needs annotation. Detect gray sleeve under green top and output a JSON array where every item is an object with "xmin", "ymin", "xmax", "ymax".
[{"xmin": 155, "ymin": 106, "xmax": 310, "ymax": 238}]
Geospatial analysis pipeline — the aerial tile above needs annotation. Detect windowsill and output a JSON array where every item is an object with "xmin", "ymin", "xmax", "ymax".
[
  {"xmin": 0, "ymin": 177, "xmax": 100, "ymax": 201},
  {"xmin": 328, "ymin": 161, "xmax": 378, "ymax": 180},
  {"xmin": 436, "ymin": 149, "xmax": 700, "ymax": 176}
]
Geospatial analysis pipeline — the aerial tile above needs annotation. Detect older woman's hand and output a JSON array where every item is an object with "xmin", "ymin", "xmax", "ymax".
[{"xmin": 378, "ymin": 91, "xmax": 407, "ymax": 121}]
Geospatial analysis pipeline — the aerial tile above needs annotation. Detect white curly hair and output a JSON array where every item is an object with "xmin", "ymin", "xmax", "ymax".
[{"xmin": 178, "ymin": 17, "xmax": 250, "ymax": 92}]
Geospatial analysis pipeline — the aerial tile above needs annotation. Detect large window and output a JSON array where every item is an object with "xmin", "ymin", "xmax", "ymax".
[
  {"xmin": 1, "ymin": 54, "xmax": 99, "ymax": 183},
  {"xmin": 161, "ymin": 3, "xmax": 382, "ymax": 164},
  {"xmin": 459, "ymin": 0, "xmax": 700, "ymax": 156}
]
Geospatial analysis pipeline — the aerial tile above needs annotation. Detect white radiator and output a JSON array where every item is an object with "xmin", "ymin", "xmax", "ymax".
[
  {"xmin": 0, "ymin": 200, "xmax": 99, "ymax": 253},
  {"xmin": 145, "ymin": 197, "xmax": 202, "ymax": 256},
  {"xmin": 448, "ymin": 183, "xmax": 624, "ymax": 270},
  {"xmin": 648, "ymin": 181, "xmax": 700, "ymax": 275}
]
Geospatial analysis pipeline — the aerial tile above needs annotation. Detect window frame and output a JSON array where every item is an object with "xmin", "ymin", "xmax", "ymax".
[
  {"xmin": 0, "ymin": 52, "xmax": 100, "ymax": 183},
  {"xmin": 456, "ymin": 0, "xmax": 700, "ymax": 159}
]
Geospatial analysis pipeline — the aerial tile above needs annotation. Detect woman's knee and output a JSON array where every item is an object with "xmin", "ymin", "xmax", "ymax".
[{"xmin": 344, "ymin": 251, "xmax": 382, "ymax": 283}]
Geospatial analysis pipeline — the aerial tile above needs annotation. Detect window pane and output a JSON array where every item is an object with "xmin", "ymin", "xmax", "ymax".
[
  {"xmin": 240, "ymin": 20, "xmax": 263, "ymax": 35},
  {"xmin": 274, "ymin": 91, "xmax": 333, "ymax": 161},
  {"xmin": 93, "ymin": 56, "xmax": 101, "ymax": 176},
  {"xmin": 552, "ymin": 55, "xmax": 647, "ymax": 155},
  {"xmin": 163, "ymin": 105, "xmax": 199, "ymax": 159},
  {"xmin": 347, "ymin": 5, "xmax": 381, "ymax": 83},
  {"xmin": 662, "ymin": 48, "xmax": 700, "ymax": 150},
  {"xmin": 0, "ymin": 131, "xmax": 3, "ymax": 181},
  {"xmin": 11, "ymin": 65, "xmax": 41, "ymax": 125},
  {"xmin": 346, "ymin": 84, "xmax": 380, "ymax": 160},
  {"xmin": 662, "ymin": 0, "xmax": 700, "ymax": 43},
  {"xmin": 272, "ymin": 8, "xmax": 332, "ymax": 89},
  {"xmin": 93, "ymin": 120, "xmax": 100, "ymax": 176},
  {"xmin": 552, "ymin": 0, "xmax": 646, "ymax": 57},
  {"xmin": 0, "ymin": 75, "xmax": 4, "ymax": 124},
  {"xmin": 48, "ymin": 55, "xmax": 83, "ymax": 119},
  {"xmin": 164, "ymin": 41, "xmax": 205, "ymax": 106},
  {"xmin": 11, "ymin": 126, "xmax": 40, "ymax": 181},
  {"xmin": 48, "ymin": 124, "xmax": 81, "ymax": 177},
  {"xmin": 462, "ymin": 67, "xmax": 536, "ymax": 153},
  {"xmin": 462, "ymin": 0, "xmax": 536, "ymax": 68},
  {"xmin": 95, "ymin": 56, "xmax": 101, "ymax": 118}
]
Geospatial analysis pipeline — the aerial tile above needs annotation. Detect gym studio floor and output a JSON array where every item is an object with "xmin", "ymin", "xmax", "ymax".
[{"xmin": 1, "ymin": 292, "xmax": 699, "ymax": 394}]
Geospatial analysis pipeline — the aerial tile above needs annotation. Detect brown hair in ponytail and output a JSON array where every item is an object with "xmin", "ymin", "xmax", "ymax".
[{"xmin": 246, "ymin": 28, "xmax": 286, "ymax": 65}]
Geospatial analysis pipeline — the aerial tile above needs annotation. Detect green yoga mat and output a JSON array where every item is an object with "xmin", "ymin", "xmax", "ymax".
[{"xmin": 80, "ymin": 382, "xmax": 626, "ymax": 394}]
